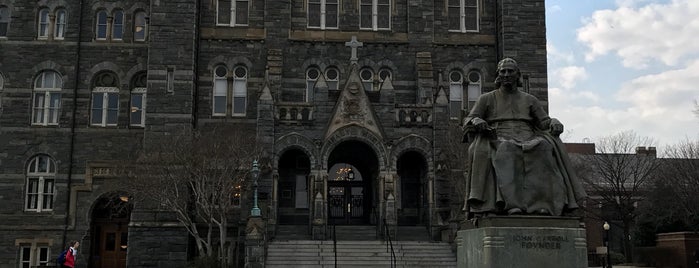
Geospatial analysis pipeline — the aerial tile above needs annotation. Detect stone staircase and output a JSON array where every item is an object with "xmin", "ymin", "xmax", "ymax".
[{"xmin": 265, "ymin": 240, "xmax": 457, "ymax": 268}]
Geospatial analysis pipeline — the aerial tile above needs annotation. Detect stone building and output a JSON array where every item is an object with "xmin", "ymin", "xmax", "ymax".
[{"xmin": 0, "ymin": 0, "xmax": 548, "ymax": 267}]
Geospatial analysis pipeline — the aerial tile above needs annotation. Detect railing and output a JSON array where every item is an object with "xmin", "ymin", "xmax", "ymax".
[
  {"xmin": 395, "ymin": 104, "xmax": 433, "ymax": 127},
  {"xmin": 276, "ymin": 102, "xmax": 314, "ymax": 123},
  {"xmin": 332, "ymin": 221, "xmax": 337, "ymax": 268},
  {"xmin": 383, "ymin": 218, "xmax": 397, "ymax": 268}
]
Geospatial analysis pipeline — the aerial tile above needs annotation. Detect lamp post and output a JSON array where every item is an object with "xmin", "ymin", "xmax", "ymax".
[
  {"xmin": 603, "ymin": 221, "xmax": 611, "ymax": 268},
  {"xmin": 250, "ymin": 160, "xmax": 261, "ymax": 217}
]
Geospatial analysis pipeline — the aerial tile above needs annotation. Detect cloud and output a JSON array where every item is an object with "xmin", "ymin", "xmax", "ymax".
[
  {"xmin": 577, "ymin": 0, "xmax": 699, "ymax": 68},
  {"xmin": 547, "ymin": 42, "xmax": 575, "ymax": 65},
  {"xmin": 548, "ymin": 5, "xmax": 562, "ymax": 13},
  {"xmin": 552, "ymin": 66, "xmax": 588, "ymax": 89}
]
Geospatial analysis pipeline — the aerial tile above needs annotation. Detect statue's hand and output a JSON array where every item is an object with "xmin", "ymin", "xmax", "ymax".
[
  {"xmin": 471, "ymin": 117, "xmax": 489, "ymax": 131},
  {"xmin": 550, "ymin": 118, "xmax": 564, "ymax": 136}
]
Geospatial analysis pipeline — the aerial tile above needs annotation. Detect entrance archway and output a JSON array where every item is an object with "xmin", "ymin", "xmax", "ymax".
[
  {"xmin": 397, "ymin": 151, "xmax": 428, "ymax": 225},
  {"xmin": 327, "ymin": 141, "xmax": 379, "ymax": 225},
  {"xmin": 89, "ymin": 192, "xmax": 132, "ymax": 268},
  {"xmin": 277, "ymin": 149, "xmax": 311, "ymax": 225}
]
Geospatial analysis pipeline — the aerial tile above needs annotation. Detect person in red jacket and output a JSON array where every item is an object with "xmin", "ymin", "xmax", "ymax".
[{"xmin": 62, "ymin": 241, "xmax": 79, "ymax": 268}]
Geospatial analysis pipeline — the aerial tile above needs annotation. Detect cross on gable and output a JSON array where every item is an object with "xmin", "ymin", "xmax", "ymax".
[{"xmin": 344, "ymin": 36, "xmax": 363, "ymax": 64}]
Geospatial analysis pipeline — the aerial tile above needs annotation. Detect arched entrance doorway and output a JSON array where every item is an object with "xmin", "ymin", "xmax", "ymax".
[
  {"xmin": 277, "ymin": 149, "xmax": 311, "ymax": 225},
  {"xmin": 397, "ymin": 151, "xmax": 428, "ymax": 225},
  {"xmin": 89, "ymin": 192, "xmax": 132, "ymax": 268},
  {"xmin": 327, "ymin": 141, "xmax": 378, "ymax": 225}
]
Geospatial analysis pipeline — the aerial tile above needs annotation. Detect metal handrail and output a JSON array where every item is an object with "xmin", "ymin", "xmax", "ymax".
[
  {"xmin": 332, "ymin": 221, "xmax": 337, "ymax": 268},
  {"xmin": 383, "ymin": 219, "xmax": 396, "ymax": 268}
]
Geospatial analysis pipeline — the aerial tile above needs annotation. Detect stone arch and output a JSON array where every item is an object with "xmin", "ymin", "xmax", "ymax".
[
  {"xmin": 87, "ymin": 62, "xmax": 125, "ymax": 87},
  {"xmin": 357, "ymin": 58, "xmax": 379, "ymax": 72},
  {"xmin": 126, "ymin": 2, "xmax": 149, "ymax": 13},
  {"xmin": 31, "ymin": 61, "xmax": 64, "ymax": 79},
  {"xmin": 390, "ymin": 134, "xmax": 433, "ymax": 173},
  {"xmin": 444, "ymin": 61, "xmax": 467, "ymax": 81},
  {"xmin": 90, "ymin": 2, "xmax": 121, "ymax": 13},
  {"xmin": 320, "ymin": 125, "xmax": 387, "ymax": 171},
  {"xmin": 463, "ymin": 61, "xmax": 491, "ymax": 86},
  {"xmin": 206, "ymin": 55, "xmax": 253, "ymax": 72},
  {"xmin": 301, "ymin": 58, "xmax": 325, "ymax": 72},
  {"xmin": 125, "ymin": 63, "xmax": 146, "ymax": 85},
  {"xmin": 274, "ymin": 133, "xmax": 318, "ymax": 169},
  {"xmin": 376, "ymin": 58, "xmax": 398, "ymax": 80}
]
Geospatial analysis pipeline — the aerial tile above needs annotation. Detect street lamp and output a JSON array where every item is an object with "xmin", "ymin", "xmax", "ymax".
[
  {"xmin": 250, "ymin": 160, "xmax": 261, "ymax": 217},
  {"xmin": 603, "ymin": 221, "xmax": 611, "ymax": 268}
]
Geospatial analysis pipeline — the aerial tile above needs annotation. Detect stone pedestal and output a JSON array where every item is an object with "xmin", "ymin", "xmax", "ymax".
[
  {"xmin": 245, "ymin": 217, "xmax": 265, "ymax": 268},
  {"xmin": 456, "ymin": 216, "xmax": 587, "ymax": 268}
]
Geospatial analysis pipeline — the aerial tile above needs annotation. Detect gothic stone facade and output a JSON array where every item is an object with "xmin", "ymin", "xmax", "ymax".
[{"xmin": 0, "ymin": 0, "xmax": 548, "ymax": 267}]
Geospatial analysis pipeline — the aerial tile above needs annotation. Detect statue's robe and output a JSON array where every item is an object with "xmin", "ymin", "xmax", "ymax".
[{"xmin": 463, "ymin": 89, "xmax": 586, "ymax": 216}]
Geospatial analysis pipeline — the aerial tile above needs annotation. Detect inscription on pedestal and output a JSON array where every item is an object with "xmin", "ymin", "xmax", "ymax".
[{"xmin": 512, "ymin": 234, "xmax": 569, "ymax": 250}]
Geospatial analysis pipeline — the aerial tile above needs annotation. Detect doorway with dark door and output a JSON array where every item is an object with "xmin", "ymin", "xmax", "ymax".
[
  {"xmin": 278, "ymin": 149, "xmax": 311, "ymax": 225},
  {"xmin": 327, "ymin": 140, "xmax": 378, "ymax": 225},
  {"xmin": 90, "ymin": 193, "xmax": 132, "ymax": 268},
  {"xmin": 397, "ymin": 151, "xmax": 428, "ymax": 226}
]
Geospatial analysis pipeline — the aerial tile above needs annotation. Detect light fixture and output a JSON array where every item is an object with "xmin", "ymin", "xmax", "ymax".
[
  {"xmin": 603, "ymin": 222, "xmax": 610, "ymax": 231},
  {"xmin": 119, "ymin": 196, "xmax": 129, "ymax": 202}
]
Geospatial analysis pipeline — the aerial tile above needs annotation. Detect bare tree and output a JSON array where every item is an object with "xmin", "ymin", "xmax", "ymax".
[
  {"xmin": 657, "ymin": 139, "xmax": 699, "ymax": 230},
  {"xmin": 579, "ymin": 130, "xmax": 660, "ymax": 262},
  {"xmin": 122, "ymin": 126, "xmax": 260, "ymax": 267},
  {"xmin": 694, "ymin": 100, "xmax": 699, "ymax": 119},
  {"xmin": 439, "ymin": 122, "xmax": 470, "ymax": 221}
]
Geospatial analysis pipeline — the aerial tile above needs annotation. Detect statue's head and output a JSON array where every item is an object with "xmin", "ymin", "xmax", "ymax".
[{"xmin": 494, "ymin": 58, "xmax": 522, "ymax": 90}]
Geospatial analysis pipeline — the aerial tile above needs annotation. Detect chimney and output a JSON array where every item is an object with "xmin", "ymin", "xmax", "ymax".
[
  {"xmin": 647, "ymin": 147, "xmax": 657, "ymax": 157},
  {"xmin": 635, "ymin": 146, "xmax": 647, "ymax": 155}
]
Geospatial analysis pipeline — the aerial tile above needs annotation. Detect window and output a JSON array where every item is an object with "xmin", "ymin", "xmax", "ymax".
[
  {"xmin": 112, "ymin": 10, "xmax": 123, "ymax": 40},
  {"xmin": 96, "ymin": 11, "xmax": 107, "ymax": 40},
  {"xmin": 360, "ymin": 0, "xmax": 390, "ymax": 30},
  {"xmin": 325, "ymin": 67, "xmax": 339, "ymax": 90},
  {"xmin": 378, "ymin": 68, "xmax": 392, "ymax": 82},
  {"xmin": 134, "ymin": 11, "xmax": 147, "ymax": 41},
  {"xmin": 38, "ymin": 8, "xmax": 49, "ymax": 38},
  {"xmin": 32, "ymin": 71, "xmax": 62, "ymax": 126},
  {"xmin": 0, "ymin": 6, "xmax": 10, "ymax": 37},
  {"xmin": 130, "ymin": 72, "xmax": 147, "ymax": 127},
  {"xmin": 448, "ymin": 0, "xmax": 479, "ymax": 32},
  {"xmin": 466, "ymin": 71, "xmax": 481, "ymax": 110},
  {"xmin": 213, "ymin": 66, "xmax": 227, "ymax": 116},
  {"xmin": 232, "ymin": 66, "xmax": 247, "ymax": 116},
  {"xmin": 91, "ymin": 72, "xmax": 119, "ymax": 126},
  {"xmin": 449, "ymin": 70, "xmax": 463, "ymax": 119},
  {"xmin": 26, "ymin": 155, "xmax": 56, "ymax": 212},
  {"xmin": 360, "ymin": 68, "xmax": 374, "ymax": 91},
  {"xmin": 308, "ymin": 0, "xmax": 338, "ymax": 29},
  {"xmin": 19, "ymin": 246, "xmax": 30, "ymax": 268},
  {"xmin": 18, "ymin": 245, "xmax": 50, "ymax": 268},
  {"xmin": 216, "ymin": 0, "xmax": 249, "ymax": 26},
  {"xmin": 54, "ymin": 9, "xmax": 66, "ymax": 39},
  {"xmin": 306, "ymin": 67, "xmax": 320, "ymax": 102}
]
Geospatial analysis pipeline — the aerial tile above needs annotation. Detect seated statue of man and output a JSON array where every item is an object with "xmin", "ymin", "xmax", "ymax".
[{"xmin": 462, "ymin": 58, "xmax": 586, "ymax": 217}]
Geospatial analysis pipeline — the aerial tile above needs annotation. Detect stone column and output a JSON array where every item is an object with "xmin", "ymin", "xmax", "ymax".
[{"xmin": 244, "ymin": 216, "xmax": 266, "ymax": 268}]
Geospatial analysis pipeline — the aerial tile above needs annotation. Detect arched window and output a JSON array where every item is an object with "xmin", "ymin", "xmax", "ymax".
[
  {"xmin": 91, "ymin": 72, "xmax": 120, "ymax": 126},
  {"xmin": 306, "ymin": 67, "xmax": 320, "ymax": 102},
  {"xmin": 213, "ymin": 66, "xmax": 228, "ymax": 116},
  {"xmin": 130, "ymin": 72, "xmax": 147, "ymax": 126},
  {"xmin": 54, "ymin": 9, "xmax": 66, "ymax": 39},
  {"xmin": 0, "ymin": 6, "xmax": 10, "ymax": 37},
  {"xmin": 112, "ymin": 10, "xmax": 124, "ymax": 40},
  {"xmin": 38, "ymin": 8, "xmax": 50, "ymax": 38},
  {"xmin": 134, "ymin": 11, "xmax": 147, "ymax": 41},
  {"xmin": 360, "ymin": 0, "xmax": 390, "ymax": 30},
  {"xmin": 95, "ymin": 10, "xmax": 108, "ymax": 40},
  {"xmin": 26, "ymin": 155, "xmax": 56, "ymax": 212},
  {"xmin": 466, "ymin": 71, "xmax": 481, "ymax": 110},
  {"xmin": 32, "ymin": 71, "xmax": 63, "ymax": 126},
  {"xmin": 232, "ymin": 66, "xmax": 247, "ymax": 116},
  {"xmin": 308, "ymin": 0, "xmax": 338, "ymax": 29},
  {"xmin": 325, "ymin": 67, "xmax": 340, "ymax": 90},
  {"xmin": 378, "ymin": 68, "xmax": 392, "ymax": 83},
  {"xmin": 360, "ymin": 68, "xmax": 374, "ymax": 92},
  {"xmin": 449, "ymin": 70, "xmax": 463, "ymax": 119}
]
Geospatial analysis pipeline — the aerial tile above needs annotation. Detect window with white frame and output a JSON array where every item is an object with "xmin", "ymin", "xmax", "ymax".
[
  {"xmin": 54, "ymin": 9, "xmax": 66, "ymax": 39},
  {"xmin": 306, "ymin": 67, "xmax": 320, "ymax": 102},
  {"xmin": 308, "ymin": 0, "xmax": 338, "ymax": 29},
  {"xmin": 232, "ymin": 66, "xmax": 247, "ymax": 116},
  {"xmin": 466, "ymin": 71, "xmax": 481, "ymax": 110},
  {"xmin": 134, "ymin": 11, "xmax": 147, "ymax": 41},
  {"xmin": 359, "ymin": 68, "xmax": 374, "ymax": 91},
  {"xmin": 360, "ymin": 0, "xmax": 390, "ymax": 30},
  {"xmin": 213, "ymin": 66, "xmax": 228, "ymax": 116},
  {"xmin": 38, "ymin": 8, "xmax": 49, "ymax": 38},
  {"xmin": 18, "ymin": 245, "xmax": 50, "ymax": 268},
  {"xmin": 216, "ymin": 0, "xmax": 249, "ymax": 26},
  {"xmin": 112, "ymin": 10, "xmax": 124, "ymax": 40},
  {"xmin": 130, "ymin": 72, "xmax": 147, "ymax": 126},
  {"xmin": 378, "ymin": 68, "xmax": 392, "ymax": 83},
  {"xmin": 26, "ymin": 155, "xmax": 56, "ymax": 212},
  {"xmin": 91, "ymin": 72, "xmax": 120, "ymax": 126},
  {"xmin": 96, "ymin": 10, "xmax": 107, "ymax": 40},
  {"xmin": 1, "ymin": 6, "xmax": 11, "ymax": 37},
  {"xmin": 32, "ymin": 71, "xmax": 62, "ymax": 126},
  {"xmin": 449, "ymin": 70, "xmax": 463, "ymax": 119},
  {"xmin": 448, "ymin": 0, "xmax": 479, "ymax": 32},
  {"xmin": 325, "ymin": 67, "xmax": 339, "ymax": 90}
]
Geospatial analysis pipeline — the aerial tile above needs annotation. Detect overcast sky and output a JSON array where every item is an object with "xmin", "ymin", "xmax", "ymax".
[{"xmin": 545, "ymin": 0, "xmax": 699, "ymax": 147}]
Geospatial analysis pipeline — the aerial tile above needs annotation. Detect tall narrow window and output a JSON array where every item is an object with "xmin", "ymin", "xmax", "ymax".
[
  {"xmin": 32, "ymin": 71, "xmax": 63, "ymax": 126},
  {"xmin": 308, "ymin": 0, "xmax": 338, "ymax": 29},
  {"xmin": 0, "ymin": 6, "xmax": 10, "ymax": 37},
  {"xmin": 54, "ymin": 9, "xmax": 66, "ymax": 39},
  {"xmin": 217, "ymin": 0, "xmax": 249, "ymax": 26},
  {"xmin": 213, "ymin": 66, "xmax": 228, "ymax": 116},
  {"xmin": 360, "ymin": 0, "xmax": 390, "ymax": 30},
  {"xmin": 306, "ymin": 67, "xmax": 320, "ymax": 102},
  {"xmin": 91, "ymin": 72, "xmax": 119, "ymax": 126},
  {"xmin": 448, "ymin": 0, "xmax": 479, "ymax": 32},
  {"xmin": 130, "ymin": 72, "xmax": 147, "ymax": 127},
  {"xmin": 449, "ymin": 70, "xmax": 463, "ymax": 119},
  {"xmin": 325, "ymin": 67, "xmax": 339, "ymax": 90},
  {"xmin": 134, "ymin": 11, "xmax": 147, "ymax": 41},
  {"xmin": 96, "ymin": 11, "xmax": 107, "ymax": 40},
  {"xmin": 232, "ymin": 66, "xmax": 247, "ymax": 116},
  {"xmin": 19, "ymin": 246, "xmax": 31, "ymax": 268},
  {"xmin": 235, "ymin": 0, "xmax": 249, "ymax": 26},
  {"xmin": 112, "ymin": 10, "xmax": 124, "ymax": 40},
  {"xmin": 466, "ymin": 71, "xmax": 481, "ymax": 110},
  {"xmin": 26, "ymin": 155, "xmax": 56, "ymax": 212},
  {"xmin": 38, "ymin": 8, "xmax": 49, "ymax": 38},
  {"xmin": 360, "ymin": 68, "xmax": 374, "ymax": 92}
]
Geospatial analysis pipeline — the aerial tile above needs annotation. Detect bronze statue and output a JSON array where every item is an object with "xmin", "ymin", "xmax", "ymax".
[{"xmin": 462, "ymin": 58, "xmax": 586, "ymax": 217}]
